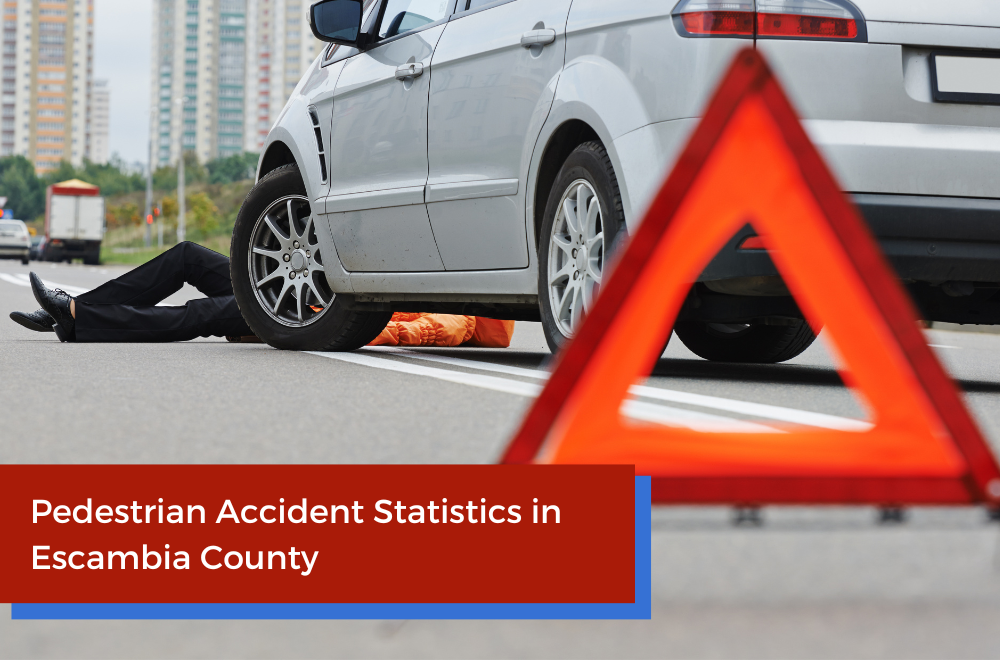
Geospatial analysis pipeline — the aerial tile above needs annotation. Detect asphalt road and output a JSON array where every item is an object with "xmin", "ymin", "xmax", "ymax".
[{"xmin": 2, "ymin": 260, "xmax": 1000, "ymax": 659}]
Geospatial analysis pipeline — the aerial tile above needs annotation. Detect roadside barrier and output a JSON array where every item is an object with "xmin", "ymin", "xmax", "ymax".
[{"xmin": 501, "ymin": 48, "xmax": 1000, "ymax": 510}]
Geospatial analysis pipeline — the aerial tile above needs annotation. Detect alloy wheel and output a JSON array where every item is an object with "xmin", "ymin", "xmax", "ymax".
[
  {"xmin": 249, "ymin": 195, "xmax": 333, "ymax": 327},
  {"xmin": 546, "ymin": 179, "xmax": 605, "ymax": 337}
]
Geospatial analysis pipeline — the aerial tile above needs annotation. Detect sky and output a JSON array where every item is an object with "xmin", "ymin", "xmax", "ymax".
[{"xmin": 94, "ymin": 0, "xmax": 152, "ymax": 167}]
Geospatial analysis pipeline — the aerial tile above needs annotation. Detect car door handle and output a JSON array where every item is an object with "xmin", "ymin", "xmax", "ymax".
[
  {"xmin": 395, "ymin": 62, "xmax": 425, "ymax": 80},
  {"xmin": 520, "ymin": 29, "xmax": 557, "ymax": 48}
]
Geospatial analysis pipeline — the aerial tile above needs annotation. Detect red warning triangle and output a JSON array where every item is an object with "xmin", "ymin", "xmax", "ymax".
[{"xmin": 503, "ymin": 49, "xmax": 1000, "ymax": 507}]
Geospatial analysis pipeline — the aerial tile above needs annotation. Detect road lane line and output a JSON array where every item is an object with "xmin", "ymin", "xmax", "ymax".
[
  {"xmin": 929, "ymin": 344, "xmax": 960, "ymax": 349},
  {"xmin": 0, "ymin": 272, "xmax": 90, "ymax": 297},
  {"xmin": 2, "ymin": 272, "xmax": 184, "ymax": 307},
  {"xmin": 374, "ymin": 347, "xmax": 872, "ymax": 432},
  {"xmin": 308, "ymin": 350, "xmax": 780, "ymax": 433}
]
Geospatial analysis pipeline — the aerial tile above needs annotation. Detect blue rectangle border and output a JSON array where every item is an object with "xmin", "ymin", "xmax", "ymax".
[{"xmin": 13, "ymin": 477, "xmax": 651, "ymax": 620}]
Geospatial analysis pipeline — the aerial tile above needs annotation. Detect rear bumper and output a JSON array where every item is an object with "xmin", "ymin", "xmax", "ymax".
[
  {"xmin": 700, "ymin": 193, "xmax": 1000, "ymax": 285},
  {"xmin": 43, "ymin": 239, "xmax": 100, "ymax": 260},
  {"xmin": 0, "ymin": 246, "xmax": 29, "ymax": 258},
  {"xmin": 698, "ymin": 193, "xmax": 1000, "ymax": 324}
]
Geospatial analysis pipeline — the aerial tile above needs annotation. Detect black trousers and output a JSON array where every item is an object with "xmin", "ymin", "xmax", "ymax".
[{"xmin": 74, "ymin": 242, "xmax": 253, "ymax": 342}]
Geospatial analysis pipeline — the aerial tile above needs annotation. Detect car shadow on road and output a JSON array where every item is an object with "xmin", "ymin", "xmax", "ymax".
[
  {"xmin": 650, "ymin": 358, "xmax": 1000, "ymax": 394},
  {"xmin": 399, "ymin": 347, "xmax": 1000, "ymax": 394},
  {"xmin": 649, "ymin": 358, "xmax": 845, "ymax": 386}
]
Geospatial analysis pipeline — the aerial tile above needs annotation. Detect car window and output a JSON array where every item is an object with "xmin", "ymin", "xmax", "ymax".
[
  {"xmin": 0, "ymin": 221, "xmax": 22, "ymax": 233},
  {"xmin": 465, "ymin": 0, "xmax": 497, "ymax": 10},
  {"xmin": 377, "ymin": 0, "xmax": 449, "ymax": 39}
]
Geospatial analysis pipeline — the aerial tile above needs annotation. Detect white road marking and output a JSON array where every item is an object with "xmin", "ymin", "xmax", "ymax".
[
  {"xmin": 0, "ymin": 267, "xmax": 871, "ymax": 433},
  {"xmin": 929, "ymin": 344, "xmax": 961, "ymax": 349},
  {"xmin": 0, "ymin": 272, "xmax": 178, "ymax": 307},
  {"xmin": 308, "ymin": 350, "xmax": 781, "ymax": 434},
  {"xmin": 374, "ymin": 347, "xmax": 872, "ymax": 432},
  {"xmin": 0, "ymin": 272, "xmax": 89, "ymax": 296}
]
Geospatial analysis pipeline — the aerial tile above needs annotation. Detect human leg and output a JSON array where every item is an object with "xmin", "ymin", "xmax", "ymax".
[
  {"xmin": 77, "ymin": 242, "xmax": 234, "ymax": 307},
  {"xmin": 74, "ymin": 295, "xmax": 252, "ymax": 343}
]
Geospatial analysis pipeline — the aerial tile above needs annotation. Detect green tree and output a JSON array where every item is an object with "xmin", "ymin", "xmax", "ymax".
[
  {"xmin": 106, "ymin": 202, "xmax": 141, "ymax": 231},
  {"xmin": 152, "ymin": 151, "xmax": 207, "ymax": 191},
  {"xmin": 39, "ymin": 160, "xmax": 78, "ymax": 187},
  {"xmin": 37, "ymin": 155, "xmax": 145, "ymax": 197},
  {"xmin": 0, "ymin": 156, "xmax": 45, "ymax": 220},
  {"xmin": 182, "ymin": 150, "xmax": 208, "ymax": 185},
  {"xmin": 206, "ymin": 152, "xmax": 258, "ymax": 184},
  {"xmin": 187, "ymin": 192, "xmax": 220, "ymax": 236},
  {"xmin": 153, "ymin": 165, "xmax": 177, "ymax": 191},
  {"xmin": 76, "ymin": 155, "xmax": 145, "ymax": 196}
]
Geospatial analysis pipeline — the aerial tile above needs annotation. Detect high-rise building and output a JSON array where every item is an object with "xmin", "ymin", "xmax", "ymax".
[
  {"xmin": 150, "ymin": 0, "xmax": 319, "ymax": 167},
  {"xmin": 151, "ymin": 0, "xmax": 248, "ymax": 167},
  {"xmin": 1, "ymin": 0, "xmax": 96, "ymax": 173},
  {"xmin": 244, "ymin": 0, "xmax": 320, "ymax": 153},
  {"xmin": 89, "ymin": 77, "xmax": 108, "ymax": 164}
]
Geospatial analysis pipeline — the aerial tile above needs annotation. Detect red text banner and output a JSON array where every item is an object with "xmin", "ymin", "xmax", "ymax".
[{"xmin": 0, "ymin": 465, "xmax": 634, "ymax": 604}]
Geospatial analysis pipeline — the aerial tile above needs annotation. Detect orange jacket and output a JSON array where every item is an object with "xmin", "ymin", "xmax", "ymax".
[{"xmin": 368, "ymin": 313, "xmax": 515, "ymax": 348}]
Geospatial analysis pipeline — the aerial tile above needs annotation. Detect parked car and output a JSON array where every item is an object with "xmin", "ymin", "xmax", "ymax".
[
  {"xmin": 28, "ymin": 235, "xmax": 44, "ymax": 261},
  {"xmin": 230, "ymin": 0, "xmax": 1000, "ymax": 362},
  {"xmin": 0, "ymin": 219, "xmax": 30, "ymax": 265}
]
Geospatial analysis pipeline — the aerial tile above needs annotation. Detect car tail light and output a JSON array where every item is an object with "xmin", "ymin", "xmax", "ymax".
[
  {"xmin": 673, "ymin": 0, "xmax": 865, "ymax": 42},
  {"xmin": 756, "ymin": 0, "xmax": 860, "ymax": 40},
  {"xmin": 673, "ymin": 1, "xmax": 755, "ymax": 38}
]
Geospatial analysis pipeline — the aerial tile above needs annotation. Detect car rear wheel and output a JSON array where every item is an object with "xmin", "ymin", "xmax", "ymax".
[
  {"xmin": 538, "ymin": 141, "xmax": 626, "ymax": 354},
  {"xmin": 231, "ymin": 164, "xmax": 392, "ymax": 351},
  {"xmin": 674, "ymin": 320, "xmax": 817, "ymax": 363}
]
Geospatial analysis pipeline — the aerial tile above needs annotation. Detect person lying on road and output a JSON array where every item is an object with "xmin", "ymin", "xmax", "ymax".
[
  {"xmin": 11, "ymin": 242, "xmax": 253, "ymax": 343},
  {"xmin": 9, "ymin": 241, "xmax": 517, "ymax": 348}
]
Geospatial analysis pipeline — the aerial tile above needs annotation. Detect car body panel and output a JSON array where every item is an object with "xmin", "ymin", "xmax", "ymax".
[
  {"xmin": 323, "ymin": 24, "xmax": 446, "ymax": 272},
  {"xmin": 760, "ymin": 35, "xmax": 1000, "ymax": 199},
  {"xmin": 424, "ymin": 0, "xmax": 572, "ymax": 271},
  {"xmin": 848, "ymin": 0, "xmax": 999, "ymax": 27}
]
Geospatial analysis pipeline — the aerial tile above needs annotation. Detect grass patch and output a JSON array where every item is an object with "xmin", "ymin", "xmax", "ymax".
[
  {"xmin": 100, "ymin": 234, "xmax": 232, "ymax": 266},
  {"xmin": 99, "ymin": 178, "xmax": 250, "ymax": 267}
]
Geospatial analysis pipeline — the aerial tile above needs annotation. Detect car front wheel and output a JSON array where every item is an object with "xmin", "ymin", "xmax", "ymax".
[{"xmin": 231, "ymin": 164, "xmax": 392, "ymax": 351}]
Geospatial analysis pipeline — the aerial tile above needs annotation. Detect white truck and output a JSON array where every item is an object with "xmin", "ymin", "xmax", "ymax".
[{"xmin": 43, "ymin": 179, "xmax": 106, "ymax": 265}]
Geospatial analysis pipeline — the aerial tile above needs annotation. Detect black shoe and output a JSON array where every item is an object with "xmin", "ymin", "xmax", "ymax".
[
  {"xmin": 29, "ymin": 272, "xmax": 75, "ymax": 342},
  {"xmin": 9, "ymin": 308, "xmax": 55, "ymax": 332}
]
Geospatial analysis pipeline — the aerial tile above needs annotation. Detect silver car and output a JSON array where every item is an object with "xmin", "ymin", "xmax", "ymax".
[
  {"xmin": 231, "ymin": 0, "xmax": 1000, "ymax": 361},
  {"xmin": 0, "ymin": 219, "xmax": 30, "ymax": 265}
]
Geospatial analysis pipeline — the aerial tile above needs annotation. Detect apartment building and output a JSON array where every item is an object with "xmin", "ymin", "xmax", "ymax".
[
  {"xmin": 88, "ymin": 76, "xmax": 107, "ymax": 163},
  {"xmin": 151, "ymin": 0, "xmax": 321, "ymax": 168},
  {"xmin": 244, "ymin": 0, "xmax": 320, "ymax": 154},
  {"xmin": 2, "ymin": 0, "xmax": 96, "ymax": 174}
]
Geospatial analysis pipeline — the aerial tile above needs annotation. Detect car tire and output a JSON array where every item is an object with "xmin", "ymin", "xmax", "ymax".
[
  {"xmin": 538, "ymin": 141, "xmax": 626, "ymax": 354},
  {"xmin": 83, "ymin": 252, "xmax": 99, "ymax": 266},
  {"xmin": 674, "ymin": 319, "xmax": 817, "ymax": 363},
  {"xmin": 21, "ymin": 256, "xmax": 28, "ymax": 265},
  {"xmin": 230, "ymin": 164, "xmax": 392, "ymax": 351}
]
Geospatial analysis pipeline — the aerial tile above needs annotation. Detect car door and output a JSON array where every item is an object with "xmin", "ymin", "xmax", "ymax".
[
  {"xmin": 323, "ymin": 0, "xmax": 453, "ymax": 272},
  {"xmin": 424, "ymin": 0, "xmax": 572, "ymax": 271}
]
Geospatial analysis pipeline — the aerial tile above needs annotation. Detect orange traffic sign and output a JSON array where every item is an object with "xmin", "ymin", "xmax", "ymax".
[{"xmin": 502, "ymin": 49, "xmax": 1000, "ymax": 507}]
